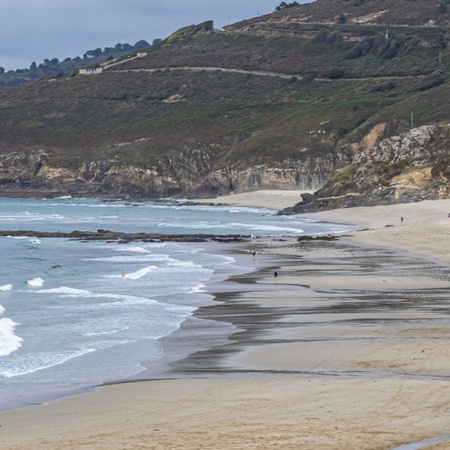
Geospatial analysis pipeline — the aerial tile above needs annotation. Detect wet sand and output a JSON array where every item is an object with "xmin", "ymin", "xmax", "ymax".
[{"xmin": 3, "ymin": 192, "xmax": 450, "ymax": 449}]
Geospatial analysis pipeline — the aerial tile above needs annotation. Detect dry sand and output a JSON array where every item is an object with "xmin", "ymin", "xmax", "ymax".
[{"xmin": 3, "ymin": 191, "xmax": 450, "ymax": 450}]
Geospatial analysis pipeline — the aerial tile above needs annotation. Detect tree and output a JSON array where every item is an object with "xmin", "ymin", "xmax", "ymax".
[
  {"xmin": 438, "ymin": 1, "xmax": 447, "ymax": 12},
  {"xmin": 30, "ymin": 62, "xmax": 37, "ymax": 71},
  {"xmin": 84, "ymin": 48, "xmax": 102, "ymax": 58},
  {"xmin": 275, "ymin": 1, "xmax": 299, "ymax": 11},
  {"xmin": 0, "ymin": 67, "xmax": 5, "ymax": 74},
  {"xmin": 135, "ymin": 39, "xmax": 151, "ymax": 48}
]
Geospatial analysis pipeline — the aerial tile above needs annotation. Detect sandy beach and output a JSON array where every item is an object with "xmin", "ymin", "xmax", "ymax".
[{"xmin": 3, "ymin": 190, "xmax": 450, "ymax": 450}]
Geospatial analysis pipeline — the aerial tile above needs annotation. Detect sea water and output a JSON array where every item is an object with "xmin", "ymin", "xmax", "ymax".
[{"xmin": 0, "ymin": 196, "xmax": 353, "ymax": 410}]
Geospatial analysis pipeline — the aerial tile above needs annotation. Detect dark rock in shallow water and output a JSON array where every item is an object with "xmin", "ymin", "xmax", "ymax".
[{"xmin": 0, "ymin": 229, "xmax": 248, "ymax": 243}]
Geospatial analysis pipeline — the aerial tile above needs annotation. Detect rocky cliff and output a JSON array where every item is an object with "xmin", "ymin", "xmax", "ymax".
[
  {"xmin": 0, "ymin": 144, "xmax": 351, "ymax": 199},
  {"xmin": 280, "ymin": 123, "xmax": 450, "ymax": 214}
]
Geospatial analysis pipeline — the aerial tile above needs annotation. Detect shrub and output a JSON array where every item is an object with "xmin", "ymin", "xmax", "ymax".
[
  {"xmin": 415, "ymin": 71, "xmax": 445, "ymax": 91},
  {"xmin": 330, "ymin": 165, "xmax": 355, "ymax": 183}
]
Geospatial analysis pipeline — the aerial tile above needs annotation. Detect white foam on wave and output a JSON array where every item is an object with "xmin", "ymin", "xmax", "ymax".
[
  {"xmin": 88, "ymin": 254, "xmax": 171, "ymax": 263},
  {"xmin": 1, "ymin": 347, "xmax": 96, "ymax": 378},
  {"xmin": 229, "ymin": 222, "xmax": 304, "ymax": 234},
  {"xmin": 224, "ymin": 255, "xmax": 236, "ymax": 264},
  {"xmin": 115, "ymin": 246, "xmax": 151, "ymax": 254},
  {"xmin": 124, "ymin": 265, "xmax": 158, "ymax": 280},
  {"xmin": 167, "ymin": 260, "xmax": 200, "ymax": 269},
  {"xmin": 163, "ymin": 303, "xmax": 196, "ymax": 313},
  {"xmin": 37, "ymin": 289, "xmax": 160, "ymax": 307},
  {"xmin": 227, "ymin": 207, "xmax": 267, "ymax": 214},
  {"xmin": 189, "ymin": 283, "xmax": 206, "ymax": 293},
  {"xmin": 28, "ymin": 237, "xmax": 41, "ymax": 245},
  {"xmin": 27, "ymin": 277, "xmax": 45, "ymax": 287},
  {"xmin": 0, "ymin": 284, "xmax": 12, "ymax": 292},
  {"xmin": 83, "ymin": 326, "xmax": 129, "ymax": 337},
  {"xmin": 35, "ymin": 287, "xmax": 93, "ymax": 296},
  {"xmin": 0, "ymin": 318, "xmax": 23, "ymax": 357},
  {"xmin": 83, "ymin": 329, "xmax": 118, "ymax": 337}
]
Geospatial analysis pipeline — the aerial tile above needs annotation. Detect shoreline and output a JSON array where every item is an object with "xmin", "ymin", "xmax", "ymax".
[{"xmin": 3, "ymin": 192, "xmax": 450, "ymax": 449}]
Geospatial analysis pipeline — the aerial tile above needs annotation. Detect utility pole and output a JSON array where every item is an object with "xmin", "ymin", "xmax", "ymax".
[{"xmin": 411, "ymin": 112, "xmax": 414, "ymax": 129}]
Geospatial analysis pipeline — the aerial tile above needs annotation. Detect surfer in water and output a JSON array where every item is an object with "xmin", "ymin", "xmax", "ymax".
[{"xmin": 121, "ymin": 269, "xmax": 126, "ymax": 277}]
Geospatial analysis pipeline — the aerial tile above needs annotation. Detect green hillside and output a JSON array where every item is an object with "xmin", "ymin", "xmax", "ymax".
[{"xmin": 0, "ymin": 0, "xmax": 450, "ymax": 199}]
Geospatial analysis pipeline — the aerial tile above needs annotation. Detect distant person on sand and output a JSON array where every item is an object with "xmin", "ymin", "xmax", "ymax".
[
  {"xmin": 121, "ymin": 269, "xmax": 126, "ymax": 277},
  {"xmin": 401, "ymin": 216, "xmax": 403, "ymax": 222}
]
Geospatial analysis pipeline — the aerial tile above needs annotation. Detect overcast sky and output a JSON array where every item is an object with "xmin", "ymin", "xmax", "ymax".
[{"xmin": 0, "ymin": 1, "xmax": 311, "ymax": 71}]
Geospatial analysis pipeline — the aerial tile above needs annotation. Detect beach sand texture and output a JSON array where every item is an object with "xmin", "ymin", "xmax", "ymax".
[{"xmin": 3, "ymin": 191, "xmax": 450, "ymax": 449}]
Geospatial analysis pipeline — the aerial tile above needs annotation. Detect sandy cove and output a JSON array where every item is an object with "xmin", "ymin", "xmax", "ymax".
[{"xmin": 3, "ymin": 191, "xmax": 450, "ymax": 450}]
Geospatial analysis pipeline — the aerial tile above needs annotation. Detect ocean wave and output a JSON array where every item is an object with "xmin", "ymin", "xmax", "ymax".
[
  {"xmin": 1, "ymin": 347, "xmax": 96, "ymax": 378},
  {"xmin": 0, "ymin": 284, "xmax": 12, "ymax": 292},
  {"xmin": 123, "ymin": 265, "xmax": 158, "ymax": 280},
  {"xmin": 87, "ymin": 254, "xmax": 171, "ymax": 263},
  {"xmin": 41, "ymin": 289, "xmax": 160, "ymax": 306},
  {"xmin": 27, "ymin": 277, "xmax": 45, "ymax": 287},
  {"xmin": 163, "ymin": 303, "xmax": 196, "ymax": 313},
  {"xmin": 34, "ymin": 287, "xmax": 93, "ymax": 296},
  {"xmin": 167, "ymin": 260, "xmax": 201, "ymax": 269},
  {"xmin": 229, "ymin": 222, "xmax": 304, "ymax": 233},
  {"xmin": 0, "ymin": 318, "xmax": 23, "ymax": 357},
  {"xmin": 115, "ymin": 246, "xmax": 152, "ymax": 254},
  {"xmin": 82, "ymin": 329, "xmax": 119, "ymax": 337},
  {"xmin": 189, "ymin": 283, "xmax": 206, "ymax": 293}
]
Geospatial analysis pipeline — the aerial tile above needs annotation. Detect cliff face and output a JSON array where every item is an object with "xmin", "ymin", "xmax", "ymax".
[
  {"xmin": 1, "ymin": 123, "xmax": 449, "ymax": 205},
  {"xmin": 280, "ymin": 123, "xmax": 450, "ymax": 214},
  {"xmin": 0, "ymin": 145, "xmax": 351, "ymax": 198}
]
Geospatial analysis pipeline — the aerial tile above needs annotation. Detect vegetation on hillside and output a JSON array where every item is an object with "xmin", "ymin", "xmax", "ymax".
[{"xmin": 1, "ymin": 0, "xmax": 450, "ymax": 197}]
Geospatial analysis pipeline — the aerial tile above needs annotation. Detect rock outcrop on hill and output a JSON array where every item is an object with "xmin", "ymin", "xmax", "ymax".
[{"xmin": 280, "ymin": 123, "xmax": 450, "ymax": 214}]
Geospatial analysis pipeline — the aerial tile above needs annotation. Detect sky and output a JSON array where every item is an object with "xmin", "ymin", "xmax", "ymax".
[{"xmin": 0, "ymin": 0, "xmax": 310, "ymax": 71}]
